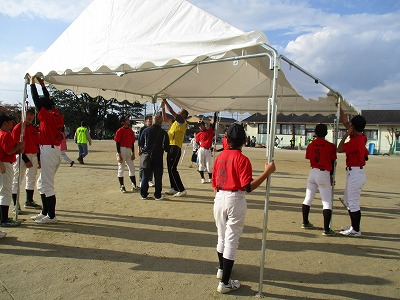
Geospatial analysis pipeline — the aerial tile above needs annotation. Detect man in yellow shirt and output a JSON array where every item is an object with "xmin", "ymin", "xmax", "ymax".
[
  {"xmin": 74, "ymin": 121, "xmax": 92, "ymax": 164},
  {"xmin": 162, "ymin": 99, "xmax": 188, "ymax": 197}
]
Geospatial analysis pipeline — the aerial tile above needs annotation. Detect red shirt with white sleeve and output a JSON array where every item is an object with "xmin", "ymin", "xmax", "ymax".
[{"xmin": 343, "ymin": 134, "xmax": 369, "ymax": 167}]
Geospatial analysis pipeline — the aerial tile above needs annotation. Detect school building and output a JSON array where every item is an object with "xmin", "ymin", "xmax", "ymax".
[{"xmin": 242, "ymin": 110, "xmax": 400, "ymax": 155}]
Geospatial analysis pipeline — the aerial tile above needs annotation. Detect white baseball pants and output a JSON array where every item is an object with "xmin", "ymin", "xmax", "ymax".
[
  {"xmin": 198, "ymin": 147, "xmax": 212, "ymax": 173},
  {"xmin": 0, "ymin": 163, "xmax": 14, "ymax": 206},
  {"xmin": 117, "ymin": 147, "xmax": 136, "ymax": 177},
  {"xmin": 343, "ymin": 168, "xmax": 366, "ymax": 212},
  {"xmin": 303, "ymin": 168, "xmax": 333, "ymax": 210},
  {"xmin": 214, "ymin": 190, "xmax": 247, "ymax": 261},
  {"xmin": 12, "ymin": 153, "xmax": 39, "ymax": 193},
  {"xmin": 37, "ymin": 145, "xmax": 61, "ymax": 197}
]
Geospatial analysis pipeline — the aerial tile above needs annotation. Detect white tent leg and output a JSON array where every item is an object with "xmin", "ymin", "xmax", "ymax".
[
  {"xmin": 256, "ymin": 51, "xmax": 279, "ymax": 298},
  {"xmin": 15, "ymin": 75, "xmax": 30, "ymax": 221}
]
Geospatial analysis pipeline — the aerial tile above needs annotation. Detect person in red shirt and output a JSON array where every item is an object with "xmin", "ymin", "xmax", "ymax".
[
  {"xmin": 29, "ymin": 75, "xmax": 64, "ymax": 224},
  {"xmin": 11, "ymin": 107, "xmax": 41, "ymax": 212},
  {"xmin": 114, "ymin": 116, "xmax": 138, "ymax": 193},
  {"xmin": 0, "ymin": 114, "xmax": 25, "ymax": 228},
  {"xmin": 337, "ymin": 105, "xmax": 368, "ymax": 237},
  {"xmin": 301, "ymin": 124, "xmax": 337, "ymax": 235},
  {"xmin": 212, "ymin": 123, "xmax": 276, "ymax": 294},
  {"xmin": 216, "ymin": 129, "xmax": 230, "ymax": 152},
  {"xmin": 195, "ymin": 116, "xmax": 215, "ymax": 183}
]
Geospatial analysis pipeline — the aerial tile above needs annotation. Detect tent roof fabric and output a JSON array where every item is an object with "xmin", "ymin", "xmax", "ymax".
[
  {"xmin": 26, "ymin": 0, "xmax": 358, "ymax": 116},
  {"xmin": 242, "ymin": 113, "xmax": 336, "ymax": 124}
]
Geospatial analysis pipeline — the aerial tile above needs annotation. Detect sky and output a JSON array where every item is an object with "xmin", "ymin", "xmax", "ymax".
[{"xmin": 0, "ymin": 0, "xmax": 399, "ymax": 112}]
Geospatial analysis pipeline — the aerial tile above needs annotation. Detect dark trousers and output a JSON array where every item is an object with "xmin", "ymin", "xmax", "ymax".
[
  {"xmin": 141, "ymin": 166, "xmax": 163, "ymax": 199},
  {"xmin": 167, "ymin": 145, "xmax": 185, "ymax": 192}
]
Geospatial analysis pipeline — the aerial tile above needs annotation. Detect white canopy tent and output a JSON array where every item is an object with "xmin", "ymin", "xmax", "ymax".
[{"xmin": 26, "ymin": 0, "xmax": 358, "ymax": 296}]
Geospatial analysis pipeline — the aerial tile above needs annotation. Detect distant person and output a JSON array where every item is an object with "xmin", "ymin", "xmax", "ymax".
[
  {"xmin": 29, "ymin": 75, "xmax": 64, "ymax": 224},
  {"xmin": 59, "ymin": 126, "xmax": 74, "ymax": 167},
  {"xmin": 161, "ymin": 98, "xmax": 188, "ymax": 197},
  {"xmin": 212, "ymin": 123, "xmax": 276, "ymax": 294},
  {"xmin": 196, "ymin": 116, "xmax": 216, "ymax": 183},
  {"xmin": 216, "ymin": 129, "xmax": 229, "ymax": 152},
  {"xmin": 139, "ymin": 115, "xmax": 169, "ymax": 200},
  {"xmin": 0, "ymin": 114, "xmax": 25, "ymax": 228},
  {"xmin": 74, "ymin": 121, "xmax": 92, "ymax": 164},
  {"xmin": 11, "ymin": 107, "xmax": 41, "ymax": 212},
  {"xmin": 337, "ymin": 105, "xmax": 369, "ymax": 237},
  {"xmin": 138, "ymin": 115, "xmax": 154, "ymax": 187},
  {"xmin": 297, "ymin": 136, "xmax": 302, "ymax": 150},
  {"xmin": 114, "ymin": 116, "xmax": 138, "ymax": 193},
  {"xmin": 290, "ymin": 138, "xmax": 295, "ymax": 149},
  {"xmin": 301, "ymin": 124, "xmax": 337, "ymax": 236},
  {"xmin": 188, "ymin": 133, "xmax": 199, "ymax": 168}
]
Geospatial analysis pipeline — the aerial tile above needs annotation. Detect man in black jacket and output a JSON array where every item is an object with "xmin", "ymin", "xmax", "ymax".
[{"xmin": 139, "ymin": 115, "xmax": 169, "ymax": 200}]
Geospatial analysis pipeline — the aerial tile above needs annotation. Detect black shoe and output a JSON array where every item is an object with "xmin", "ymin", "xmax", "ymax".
[
  {"xmin": 120, "ymin": 185, "xmax": 127, "ymax": 193},
  {"xmin": 70, "ymin": 161, "xmax": 75, "ymax": 167},
  {"xmin": 24, "ymin": 201, "xmax": 42, "ymax": 210}
]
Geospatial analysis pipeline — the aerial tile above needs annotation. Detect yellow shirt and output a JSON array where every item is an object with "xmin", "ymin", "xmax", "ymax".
[{"xmin": 168, "ymin": 120, "xmax": 187, "ymax": 148}]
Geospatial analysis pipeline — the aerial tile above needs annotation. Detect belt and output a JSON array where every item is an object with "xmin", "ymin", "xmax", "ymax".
[
  {"xmin": 202, "ymin": 147, "xmax": 211, "ymax": 150},
  {"xmin": 346, "ymin": 166, "xmax": 363, "ymax": 171},
  {"xmin": 217, "ymin": 189, "xmax": 238, "ymax": 192},
  {"xmin": 312, "ymin": 168, "xmax": 326, "ymax": 171},
  {"xmin": 41, "ymin": 145, "xmax": 55, "ymax": 148}
]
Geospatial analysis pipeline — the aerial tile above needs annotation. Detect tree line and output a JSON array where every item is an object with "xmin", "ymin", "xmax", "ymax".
[{"xmin": 0, "ymin": 86, "xmax": 145, "ymax": 139}]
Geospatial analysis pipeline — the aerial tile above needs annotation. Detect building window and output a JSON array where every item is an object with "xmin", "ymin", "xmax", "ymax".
[
  {"xmin": 258, "ymin": 123, "xmax": 267, "ymax": 134},
  {"xmin": 295, "ymin": 125, "xmax": 306, "ymax": 135},
  {"xmin": 364, "ymin": 130, "xmax": 378, "ymax": 140}
]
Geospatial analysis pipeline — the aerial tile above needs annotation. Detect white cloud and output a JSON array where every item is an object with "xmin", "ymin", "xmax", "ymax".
[
  {"xmin": 0, "ymin": 0, "xmax": 93, "ymax": 22},
  {"xmin": 0, "ymin": 47, "xmax": 42, "ymax": 104}
]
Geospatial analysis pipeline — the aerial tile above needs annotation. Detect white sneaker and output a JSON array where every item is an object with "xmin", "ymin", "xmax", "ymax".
[
  {"xmin": 208, "ymin": 178, "xmax": 212, "ymax": 183},
  {"xmin": 340, "ymin": 225, "xmax": 352, "ymax": 231},
  {"xmin": 340, "ymin": 227, "xmax": 361, "ymax": 237},
  {"xmin": 31, "ymin": 213, "xmax": 46, "ymax": 220},
  {"xmin": 155, "ymin": 195, "xmax": 164, "ymax": 201},
  {"xmin": 201, "ymin": 178, "xmax": 205, "ymax": 184},
  {"xmin": 35, "ymin": 216, "xmax": 58, "ymax": 224},
  {"xmin": 173, "ymin": 190, "xmax": 187, "ymax": 197},
  {"xmin": 217, "ymin": 279, "xmax": 241, "ymax": 294},
  {"xmin": 216, "ymin": 268, "xmax": 223, "ymax": 279},
  {"xmin": 165, "ymin": 188, "xmax": 177, "ymax": 195},
  {"xmin": 148, "ymin": 181, "xmax": 155, "ymax": 187},
  {"xmin": 0, "ymin": 230, "xmax": 7, "ymax": 239}
]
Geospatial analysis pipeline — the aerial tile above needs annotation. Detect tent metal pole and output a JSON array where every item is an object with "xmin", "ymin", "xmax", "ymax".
[
  {"xmin": 15, "ymin": 75, "xmax": 29, "ymax": 221},
  {"xmin": 331, "ymin": 96, "xmax": 341, "ymax": 222},
  {"xmin": 256, "ymin": 47, "xmax": 279, "ymax": 298}
]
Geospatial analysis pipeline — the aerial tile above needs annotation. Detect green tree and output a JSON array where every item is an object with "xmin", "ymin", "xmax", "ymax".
[{"xmin": 48, "ymin": 86, "xmax": 144, "ymax": 137}]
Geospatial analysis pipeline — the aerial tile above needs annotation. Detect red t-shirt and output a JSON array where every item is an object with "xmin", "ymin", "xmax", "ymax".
[
  {"xmin": 222, "ymin": 137, "xmax": 229, "ymax": 150},
  {"xmin": 212, "ymin": 149, "xmax": 253, "ymax": 191},
  {"xmin": 12, "ymin": 123, "xmax": 39, "ymax": 154},
  {"xmin": 38, "ymin": 107, "xmax": 64, "ymax": 146},
  {"xmin": 343, "ymin": 134, "xmax": 369, "ymax": 167},
  {"xmin": 196, "ymin": 127, "xmax": 214, "ymax": 149},
  {"xmin": 305, "ymin": 138, "xmax": 336, "ymax": 171},
  {"xmin": 0, "ymin": 130, "xmax": 17, "ymax": 163},
  {"xmin": 114, "ymin": 127, "xmax": 135, "ymax": 148}
]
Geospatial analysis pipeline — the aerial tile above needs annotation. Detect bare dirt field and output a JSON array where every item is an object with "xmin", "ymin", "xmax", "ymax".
[{"xmin": 1, "ymin": 139, "xmax": 399, "ymax": 300}]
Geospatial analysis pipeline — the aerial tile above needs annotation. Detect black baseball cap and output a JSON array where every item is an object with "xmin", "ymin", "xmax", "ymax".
[
  {"xmin": 0, "ymin": 114, "xmax": 15, "ymax": 127},
  {"xmin": 227, "ymin": 123, "xmax": 246, "ymax": 140},
  {"xmin": 119, "ymin": 115, "xmax": 130, "ymax": 124}
]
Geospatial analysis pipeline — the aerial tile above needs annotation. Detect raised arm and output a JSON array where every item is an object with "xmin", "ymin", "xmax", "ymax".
[
  {"xmin": 161, "ymin": 99, "xmax": 173, "ymax": 125},
  {"xmin": 340, "ymin": 104, "xmax": 351, "ymax": 130}
]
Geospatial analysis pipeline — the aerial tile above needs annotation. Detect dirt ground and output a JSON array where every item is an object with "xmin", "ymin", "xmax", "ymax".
[{"xmin": 0, "ymin": 139, "xmax": 399, "ymax": 300}]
